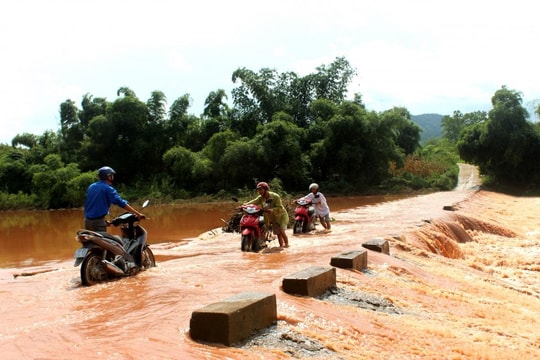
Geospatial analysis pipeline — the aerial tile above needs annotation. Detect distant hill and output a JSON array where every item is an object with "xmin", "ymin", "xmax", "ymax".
[{"xmin": 411, "ymin": 113, "xmax": 443, "ymax": 143}]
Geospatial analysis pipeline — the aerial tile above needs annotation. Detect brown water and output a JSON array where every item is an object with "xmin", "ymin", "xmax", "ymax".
[
  {"xmin": 1, "ymin": 190, "xmax": 539, "ymax": 359},
  {"xmin": 0, "ymin": 195, "xmax": 400, "ymax": 269}
]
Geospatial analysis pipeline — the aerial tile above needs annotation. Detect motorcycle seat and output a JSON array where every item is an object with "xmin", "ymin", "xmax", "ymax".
[{"xmin": 102, "ymin": 233, "xmax": 123, "ymax": 244}]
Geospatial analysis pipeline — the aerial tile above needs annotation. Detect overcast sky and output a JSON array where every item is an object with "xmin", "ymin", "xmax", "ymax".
[{"xmin": 1, "ymin": 0, "xmax": 539, "ymax": 144}]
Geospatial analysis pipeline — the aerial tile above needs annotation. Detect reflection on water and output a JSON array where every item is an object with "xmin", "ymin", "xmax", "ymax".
[{"xmin": 0, "ymin": 195, "xmax": 405, "ymax": 268}]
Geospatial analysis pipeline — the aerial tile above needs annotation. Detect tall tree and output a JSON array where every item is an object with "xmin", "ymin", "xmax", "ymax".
[
  {"xmin": 108, "ymin": 94, "xmax": 149, "ymax": 181},
  {"xmin": 162, "ymin": 145, "xmax": 197, "ymax": 189},
  {"xmin": 59, "ymin": 99, "xmax": 83, "ymax": 163},
  {"xmin": 380, "ymin": 107, "xmax": 421, "ymax": 156},
  {"xmin": 143, "ymin": 91, "xmax": 169, "ymax": 176},
  {"xmin": 80, "ymin": 93, "xmax": 108, "ymax": 129},
  {"xmin": 11, "ymin": 133, "xmax": 37, "ymax": 149},
  {"xmin": 147, "ymin": 90, "xmax": 167, "ymax": 123},
  {"xmin": 231, "ymin": 57, "xmax": 357, "ymax": 131},
  {"xmin": 231, "ymin": 67, "xmax": 279, "ymax": 124},
  {"xmin": 81, "ymin": 114, "xmax": 116, "ymax": 170},
  {"xmin": 82, "ymin": 94, "xmax": 149, "ymax": 182},
  {"xmin": 167, "ymin": 94, "xmax": 192, "ymax": 146},
  {"xmin": 458, "ymin": 86, "xmax": 540, "ymax": 186},
  {"xmin": 217, "ymin": 138, "xmax": 265, "ymax": 189},
  {"xmin": 203, "ymin": 89, "xmax": 230, "ymax": 119},
  {"xmin": 311, "ymin": 101, "xmax": 398, "ymax": 187},
  {"xmin": 253, "ymin": 115, "xmax": 308, "ymax": 189},
  {"xmin": 117, "ymin": 86, "xmax": 137, "ymax": 98},
  {"xmin": 0, "ymin": 147, "xmax": 31, "ymax": 194},
  {"xmin": 310, "ymin": 56, "xmax": 357, "ymax": 103},
  {"xmin": 442, "ymin": 110, "xmax": 487, "ymax": 142}
]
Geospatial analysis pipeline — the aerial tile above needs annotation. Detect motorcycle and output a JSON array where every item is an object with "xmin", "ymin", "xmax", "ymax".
[
  {"xmin": 293, "ymin": 198, "xmax": 316, "ymax": 234},
  {"xmin": 74, "ymin": 200, "xmax": 156, "ymax": 286},
  {"xmin": 237, "ymin": 203, "xmax": 272, "ymax": 252}
]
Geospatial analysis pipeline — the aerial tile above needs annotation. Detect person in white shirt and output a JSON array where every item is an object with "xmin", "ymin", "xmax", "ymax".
[{"xmin": 302, "ymin": 183, "xmax": 331, "ymax": 231}]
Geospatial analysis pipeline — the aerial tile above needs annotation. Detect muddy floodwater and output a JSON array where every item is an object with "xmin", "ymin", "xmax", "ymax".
[
  {"xmin": 0, "ymin": 195, "xmax": 402, "ymax": 269},
  {"xmin": 1, "ymin": 185, "xmax": 540, "ymax": 359}
]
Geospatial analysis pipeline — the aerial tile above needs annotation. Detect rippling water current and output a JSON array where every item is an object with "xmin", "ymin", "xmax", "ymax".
[{"xmin": 1, "ymin": 190, "xmax": 539, "ymax": 359}]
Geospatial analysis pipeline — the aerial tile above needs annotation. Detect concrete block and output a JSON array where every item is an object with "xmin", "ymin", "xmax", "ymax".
[
  {"xmin": 362, "ymin": 238, "xmax": 390, "ymax": 254},
  {"xmin": 330, "ymin": 250, "xmax": 368, "ymax": 270},
  {"xmin": 189, "ymin": 292, "xmax": 277, "ymax": 345},
  {"xmin": 282, "ymin": 266, "xmax": 336, "ymax": 297}
]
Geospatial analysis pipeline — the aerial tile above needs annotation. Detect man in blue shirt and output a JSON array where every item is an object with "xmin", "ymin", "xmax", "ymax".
[{"xmin": 84, "ymin": 166, "xmax": 145, "ymax": 232}]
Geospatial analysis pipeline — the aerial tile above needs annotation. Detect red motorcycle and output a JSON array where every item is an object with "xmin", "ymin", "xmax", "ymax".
[
  {"xmin": 293, "ymin": 198, "xmax": 316, "ymax": 234},
  {"xmin": 238, "ymin": 204, "xmax": 271, "ymax": 252}
]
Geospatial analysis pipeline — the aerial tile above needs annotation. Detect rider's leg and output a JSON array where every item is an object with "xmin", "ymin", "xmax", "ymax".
[
  {"xmin": 321, "ymin": 214, "xmax": 331, "ymax": 230},
  {"xmin": 84, "ymin": 217, "xmax": 107, "ymax": 232}
]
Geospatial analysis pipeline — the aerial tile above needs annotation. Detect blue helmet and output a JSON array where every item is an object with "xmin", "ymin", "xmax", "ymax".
[{"xmin": 98, "ymin": 166, "xmax": 116, "ymax": 180}]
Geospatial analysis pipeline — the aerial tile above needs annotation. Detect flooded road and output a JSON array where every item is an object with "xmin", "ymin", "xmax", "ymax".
[
  {"xmin": 1, "ymin": 187, "xmax": 540, "ymax": 359},
  {"xmin": 0, "ymin": 195, "xmax": 403, "ymax": 269}
]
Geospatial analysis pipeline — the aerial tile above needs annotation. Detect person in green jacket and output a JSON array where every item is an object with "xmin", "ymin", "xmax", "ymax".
[{"xmin": 245, "ymin": 182, "xmax": 289, "ymax": 248}]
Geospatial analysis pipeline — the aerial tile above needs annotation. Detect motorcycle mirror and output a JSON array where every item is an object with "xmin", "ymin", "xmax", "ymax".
[{"xmin": 142, "ymin": 200, "xmax": 150, "ymax": 208}]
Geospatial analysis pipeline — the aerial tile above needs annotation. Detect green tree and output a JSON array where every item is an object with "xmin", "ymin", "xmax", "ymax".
[
  {"xmin": 202, "ymin": 129, "xmax": 240, "ymax": 163},
  {"xmin": 142, "ymin": 90, "xmax": 169, "ymax": 176},
  {"xmin": 380, "ymin": 107, "xmax": 421, "ymax": 156},
  {"xmin": 0, "ymin": 147, "xmax": 31, "ymax": 194},
  {"xmin": 231, "ymin": 57, "xmax": 357, "ymax": 132},
  {"xmin": 231, "ymin": 67, "xmax": 279, "ymax": 126},
  {"xmin": 254, "ymin": 115, "xmax": 308, "ymax": 189},
  {"xmin": 117, "ymin": 86, "xmax": 137, "ymax": 98},
  {"xmin": 442, "ymin": 110, "xmax": 487, "ymax": 142},
  {"xmin": 456, "ymin": 123, "xmax": 486, "ymax": 165},
  {"xmin": 191, "ymin": 153, "xmax": 214, "ymax": 191},
  {"xmin": 218, "ymin": 139, "xmax": 265, "ymax": 189},
  {"xmin": 458, "ymin": 86, "xmax": 540, "ymax": 186},
  {"xmin": 162, "ymin": 145, "xmax": 197, "ymax": 190},
  {"xmin": 15, "ymin": 131, "xmax": 62, "ymax": 165},
  {"xmin": 147, "ymin": 90, "xmax": 167, "ymax": 123},
  {"xmin": 59, "ymin": 99, "xmax": 83, "ymax": 163},
  {"xmin": 198, "ymin": 130, "xmax": 240, "ymax": 189},
  {"xmin": 310, "ymin": 56, "xmax": 357, "ymax": 103},
  {"xmin": 166, "ymin": 94, "xmax": 193, "ymax": 146},
  {"xmin": 311, "ymin": 102, "xmax": 372, "ymax": 184},
  {"xmin": 311, "ymin": 102, "xmax": 399, "ymax": 189},
  {"xmin": 29, "ymin": 154, "xmax": 82, "ymax": 208},
  {"xmin": 81, "ymin": 114, "xmax": 115, "ymax": 170},
  {"xmin": 80, "ymin": 93, "xmax": 108, "ymax": 129},
  {"xmin": 65, "ymin": 171, "xmax": 95, "ymax": 206},
  {"xmin": 203, "ymin": 89, "xmax": 230, "ymax": 119},
  {"xmin": 11, "ymin": 133, "xmax": 37, "ymax": 149},
  {"xmin": 104, "ymin": 93, "xmax": 149, "ymax": 181}
]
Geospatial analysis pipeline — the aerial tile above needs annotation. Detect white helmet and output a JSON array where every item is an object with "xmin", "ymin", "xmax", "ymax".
[{"xmin": 309, "ymin": 183, "xmax": 319, "ymax": 191}]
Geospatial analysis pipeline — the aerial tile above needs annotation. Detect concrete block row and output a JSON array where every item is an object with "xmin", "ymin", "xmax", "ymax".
[{"xmin": 190, "ymin": 238, "xmax": 390, "ymax": 345}]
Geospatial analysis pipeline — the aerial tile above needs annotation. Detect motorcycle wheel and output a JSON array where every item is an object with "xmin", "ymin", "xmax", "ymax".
[
  {"xmin": 141, "ymin": 247, "xmax": 156, "ymax": 269},
  {"xmin": 241, "ymin": 234, "xmax": 260, "ymax": 252},
  {"xmin": 294, "ymin": 220, "xmax": 305, "ymax": 234},
  {"xmin": 80, "ymin": 253, "xmax": 108, "ymax": 286},
  {"xmin": 302, "ymin": 221, "xmax": 310, "ymax": 233}
]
